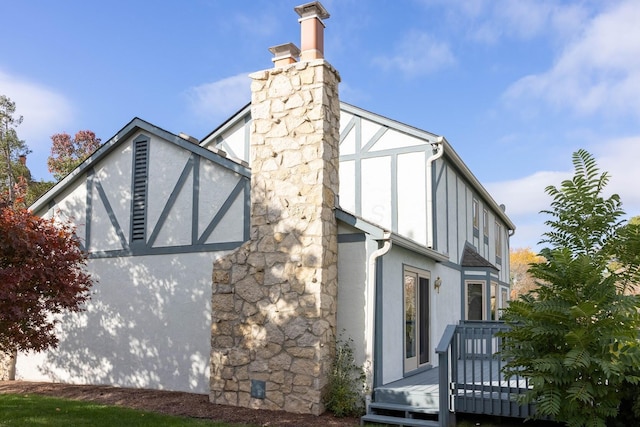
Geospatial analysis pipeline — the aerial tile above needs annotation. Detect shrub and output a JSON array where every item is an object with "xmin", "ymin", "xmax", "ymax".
[
  {"xmin": 323, "ymin": 335, "xmax": 366, "ymax": 417},
  {"xmin": 499, "ymin": 150, "xmax": 640, "ymax": 427}
]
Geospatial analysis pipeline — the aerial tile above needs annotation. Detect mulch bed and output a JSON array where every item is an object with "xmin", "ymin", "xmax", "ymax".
[{"xmin": 0, "ymin": 380, "xmax": 360, "ymax": 427}]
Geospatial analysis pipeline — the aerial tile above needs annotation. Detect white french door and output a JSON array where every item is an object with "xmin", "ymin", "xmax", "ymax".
[{"xmin": 403, "ymin": 268, "xmax": 430, "ymax": 373}]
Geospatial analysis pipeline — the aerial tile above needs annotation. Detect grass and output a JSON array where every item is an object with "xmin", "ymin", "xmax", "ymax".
[
  {"xmin": 0, "ymin": 394, "xmax": 251, "ymax": 427},
  {"xmin": 0, "ymin": 393, "xmax": 566, "ymax": 427}
]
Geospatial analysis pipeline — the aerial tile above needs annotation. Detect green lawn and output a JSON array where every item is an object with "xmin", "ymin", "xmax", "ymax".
[
  {"xmin": 0, "ymin": 394, "xmax": 252, "ymax": 427},
  {"xmin": 0, "ymin": 393, "xmax": 564, "ymax": 427}
]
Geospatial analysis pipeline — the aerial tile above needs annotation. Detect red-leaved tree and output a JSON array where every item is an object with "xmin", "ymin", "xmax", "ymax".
[
  {"xmin": 0, "ymin": 207, "xmax": 92, "ymax": 354},
  {"xmin": 48, "ymin": 130, "xmax": 101, "ymax": 181}
]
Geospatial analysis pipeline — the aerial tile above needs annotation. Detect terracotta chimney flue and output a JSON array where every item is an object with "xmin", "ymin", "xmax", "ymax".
[
  {"xmin": 268, "ymin": 42, "xmax": 301, "ymax": 68},
  {"xmin": 294, "ymin": 1, "xmax": 330, "ymax": 61}
]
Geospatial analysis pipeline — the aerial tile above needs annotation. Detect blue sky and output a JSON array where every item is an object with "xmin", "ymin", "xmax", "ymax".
[{"xmin": 2, "ymin": 0, "xmax": 639, "ymax": 251}]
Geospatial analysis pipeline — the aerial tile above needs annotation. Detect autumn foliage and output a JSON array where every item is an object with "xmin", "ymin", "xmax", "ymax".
[
  {"xmin": 0, "ymin": 207, "xmax": 92, "ymax": 354},
  {"xmin": 48, "ymin": 130, "xmax": 101, "ymax": 181},
  {"xmin": 509, "ymin": 247, "xmax": 545, "ymax": 298}
]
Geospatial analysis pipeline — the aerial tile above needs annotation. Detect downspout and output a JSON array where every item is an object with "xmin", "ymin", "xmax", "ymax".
[
  {"xmin": 426, "ymin": 137, "xmax": 444, "ymax": 249},
  {"xmin": 365, "ymin": 232, "xmax": 391, "ymax": 410}
]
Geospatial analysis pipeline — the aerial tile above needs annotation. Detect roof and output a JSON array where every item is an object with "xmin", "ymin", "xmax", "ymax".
[
  {"xmin": 335, "ymin": 208, "xmax": 450, "ymax": 263},
  {"xmin": 30, "ymin": 117, "xmax": 250, "ymax": 214},
  {"xmin": 460, "ymin": 244, "xmax": 498, "ymax": 271}
]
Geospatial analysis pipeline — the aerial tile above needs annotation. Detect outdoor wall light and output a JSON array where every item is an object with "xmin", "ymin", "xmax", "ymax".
[{"xmin": 434, "ymin": 277, "xmax": 442, "ymax": 293}]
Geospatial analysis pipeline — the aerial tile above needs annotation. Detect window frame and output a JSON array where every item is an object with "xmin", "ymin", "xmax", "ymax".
[
  {"xmin": 472, "ymin": 197, "xmax": 479, "ymax": 237},
  {"xmin": 465, "ymin": 280, "xmax": 486, "ymax": 321},
  {"xmin": 495, "ymin": 221, "xmax": 503, "ymax": 264}
]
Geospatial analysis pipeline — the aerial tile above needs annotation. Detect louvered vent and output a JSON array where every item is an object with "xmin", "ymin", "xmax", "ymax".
[{"xmin": 131, "ymin": 137, "xmax": 149, "ymax": 241}]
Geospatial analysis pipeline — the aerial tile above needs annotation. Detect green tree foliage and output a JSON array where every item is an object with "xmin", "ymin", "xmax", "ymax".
[
  {"xmin": 0, "ymin": 96, "xmax": 30, "ymax": 205},
  {"xmin": 0, "ymin": 95, "xmax": 54, "ymax": 207},
  {"xmin": 499, "ymin": 149, "xmax": 640, "ymax": 427}
]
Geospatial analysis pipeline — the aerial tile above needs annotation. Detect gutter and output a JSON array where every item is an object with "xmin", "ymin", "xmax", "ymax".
[
  {"xmin": 426, "ymin": 137, "xmax": 444, "ymax": 249},
  {"xmin": 365, "ymin": 232, "xmax": 391, "ymax": 408}
]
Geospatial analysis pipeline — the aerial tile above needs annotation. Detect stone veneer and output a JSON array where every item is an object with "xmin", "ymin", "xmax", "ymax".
[{"xmin": 210, "ymin": 59, "xmax": 340, "ymax": 415}]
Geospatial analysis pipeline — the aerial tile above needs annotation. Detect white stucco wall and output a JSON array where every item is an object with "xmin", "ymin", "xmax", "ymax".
[
  {"xmin": 336, "ymin": 236, "xmax": 368, "ymax": 368},
  {"xmin": 16, "ymin": 251, "xmax": 222, "ymax": 394},
  {"xmin": 380, "ymin": 245, "xmax": 461, "ymax": 385},
  {"xmin": 19, "ymin": 128, "xmax": 248, "ymax": 394}
]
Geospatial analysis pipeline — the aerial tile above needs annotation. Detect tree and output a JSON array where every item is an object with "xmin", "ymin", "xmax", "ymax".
[
  {"xmin": 510, "ymin": 247, "xmax": 545, "ymax": 298},
  {"xmin": 499, "ymin": 149, "xmax": 640, "ymax": 427},
  {"xmin": 48, "ymin": 130, "xmax": 101, "ymax": 181},
  {"xmin": 0, "ymin": 96, "xmax": 30, "ymax": 205},
  {"xmin": 611, "ymin": 215, "xmax": 640, "ymax": 295},
  {"xmin": 0, "ymin": 207, "xmax": 92, "ymax": 355},
  {"xmin": 7, "ymin": 155, "xmax": 54, "ymax": 209}
]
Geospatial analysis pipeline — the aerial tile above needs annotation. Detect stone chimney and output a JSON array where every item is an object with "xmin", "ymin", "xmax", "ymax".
[
  {"xmin": 210, "ymin": 1, "xmax": 340, "ymax": 416},
  {"xmin": 295, "ymin": 1, "xmax": 330, "ymax": 61}
]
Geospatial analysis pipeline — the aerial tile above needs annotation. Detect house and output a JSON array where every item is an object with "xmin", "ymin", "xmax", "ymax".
[
  {"xmin": 13, "ymin": 0, "xmax": 514, "ymax": 420},
  {"xmin": 15, "ymin": 118, "xmax": 250, "ymax": 393}
]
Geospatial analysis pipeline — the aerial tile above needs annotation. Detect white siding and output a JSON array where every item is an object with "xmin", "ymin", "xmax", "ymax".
[
  {"xmin": 93, "ymin": 140, "xmax": 133, "ymax": 239},
  {"xmin": 361, "ymin": 156, "xmax": 391, "ymax": 229},
  {"xmin": 397, "ymin": 152, "xmax": 426, "ymax": 244}
]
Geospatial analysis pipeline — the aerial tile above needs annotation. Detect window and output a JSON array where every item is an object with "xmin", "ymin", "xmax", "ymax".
[
  {"xmin": 483, "ymin": 208, "xmax": 489, "ymax": 238},
  {"xmin": 491, "ymin": 282, "xmax": 498, "ymax": 320},
  {"xmin": 472, "ymin": 197, "xmax": 479, "ymax": 237},
  {"xmin": 466, "ymin": 281, "xmax": 485, "ymax": 321},
  {"xmin": 500, "ymin": 287, "xmax": 509, "ymax": 317},
  {"xmin": 495, "ymin": 221, "xmax": 503, "ymax": 264},
  {"xmin": 472, "ymin": 197, "xmax": 480, "ymax": 230}
]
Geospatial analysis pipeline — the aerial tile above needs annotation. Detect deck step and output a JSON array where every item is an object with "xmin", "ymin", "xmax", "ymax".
[
  {"xmin": 374, "ymin": 385, "xmax": 439, "ymax": 409},
  {"xmin": 361, "ymin": 413, "xmax": 438, "ymax": 427},
  {"xmin": 369, "ymin": 402, "xmax": 438, "ymax": 415}
]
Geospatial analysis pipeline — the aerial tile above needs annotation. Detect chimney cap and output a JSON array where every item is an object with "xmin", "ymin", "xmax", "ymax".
[
  {"xmin": 294, "ymin": 1, "xmax": 330, "ymax": 20},
  {"xmin": 269, "ymin": 42, "xmax": 301, "ymax": 60}
]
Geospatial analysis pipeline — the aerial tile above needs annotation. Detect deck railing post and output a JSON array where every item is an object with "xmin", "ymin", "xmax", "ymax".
[{"xmin": 436, "ymin": 324, "xmax": 458, "ymax": 427}]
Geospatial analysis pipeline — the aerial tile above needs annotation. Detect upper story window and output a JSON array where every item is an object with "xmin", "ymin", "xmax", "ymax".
[
  {"xmin": 495, "ymin": 221, "xmax": 503, "ymax": 264},
  {"xmin": 483, "ymin": 208, "xmax": 489, "ymax": 242},
  {"xmin": 472, "ymin": 197, "xmax": 479, "ymax": 236}
]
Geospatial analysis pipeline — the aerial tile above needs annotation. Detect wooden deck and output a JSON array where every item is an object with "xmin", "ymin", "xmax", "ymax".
[
  {"xmin": 363, "ymin": 321, "xmax": 534, "ymax": 427},
  {"xmin": 373, "ymin": 358, "xmax": 527, "ymax": 409}
]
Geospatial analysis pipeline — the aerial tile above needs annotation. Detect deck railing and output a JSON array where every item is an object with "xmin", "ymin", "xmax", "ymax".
[{"xmin": 436, "ymin": 321, "xmax": 533, "ymax": 427}]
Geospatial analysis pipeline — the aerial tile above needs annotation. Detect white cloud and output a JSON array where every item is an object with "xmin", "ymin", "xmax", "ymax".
[
  {"xmin": 372, "ymin": 30, "xmax": 455, "ymax": 77},
  {"xmin": 486, "ymin": 170, "xmax": 568, "ymax": 250},
  {"xmin": 591, "ymin": 136, "xmax": 640, "ymax": 215},
  {"xmin": 487, "ymin": 135, "xmax": 640, "ymax": 249},
  {"xmin": 184, "ymin": 73, "xmax": 250, "ymax": 123},
  {"xmin": 504, "ymin": 1, "xmax": 640, "ymax": 118},
  {"xmin": 0, "ymin": 68, "xmax": 74, "ymax": 151},
  {"xmin": 486, "ymin": 170, "xmax": 570, "ymax": 217},
  {"xmin": 420, "ymin": 0, "xmax": 588, "ymax": 44}
]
